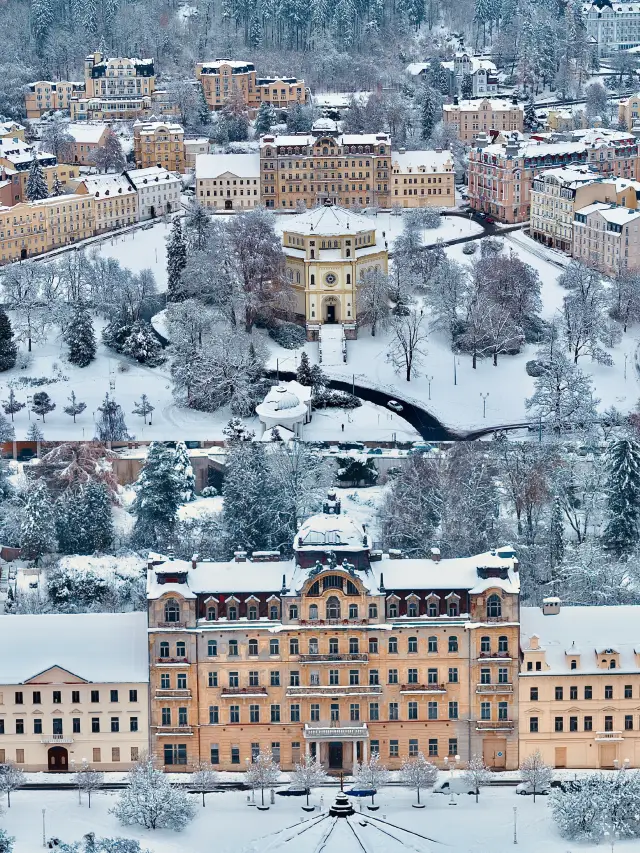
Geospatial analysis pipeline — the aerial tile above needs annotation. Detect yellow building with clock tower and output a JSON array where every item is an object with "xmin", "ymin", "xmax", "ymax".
[{"xmin": 281, "ymin": 203, "xmax": 389, "ymax": 339}]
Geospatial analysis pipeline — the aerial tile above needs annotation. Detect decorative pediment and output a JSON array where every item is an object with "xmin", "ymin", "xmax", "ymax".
[
  {"xmin": 24, "ymin": 666, "xmax": 88, "ymax": 685},
  {"xmin": 204, "ymin": 595, "xmax": 219, "ymax": 604}
]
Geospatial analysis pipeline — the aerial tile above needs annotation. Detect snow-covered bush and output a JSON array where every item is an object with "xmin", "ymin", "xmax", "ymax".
[
  {"xmin": 312, "ymin": 387, "xmax": 362, "ymax": 409},
  {"xmin": 110, "ymin": 756, "xmax": 196, "ymax": 831},
  {"xmin": 336, "ymin": 457, "xmax": 378, "ymax": 486},
  {"xmin": 526, "ymin": 359, "xmax": 548, "ymax": 377},
  {"xmin": 200, "ymin": 486, "xmax": 218, "ymax": 497},
  {"xmin": 0, "ymin": 829, "xmax": 14, "ymax": 853},
  {"xmin": 462, "ymin": 242, "xmax": 477, "ymax": 255},
  {"xmin": 550, "ymin": 771, "xmax": 640, "ymax": 841},
  {"xmin": 120, "ymin": 321, "xmax": 165, "ymax": 367},
  {"xmin": 268, "ymin": 322, "xmax": 306, "ymax": 349}
]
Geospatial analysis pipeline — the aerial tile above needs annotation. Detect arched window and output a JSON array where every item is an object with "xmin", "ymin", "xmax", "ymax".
[
  {"xmin": 207, "ymin": 606, "xmax": 217, "ymax": 621},
  {"xmin": 408, "ymin": 601, "xmax": 418, "ymax": 618},
  {"xmin": 368, "ymin": 604, "xmax": 378, "ymax": 620},
  {"xmin": 610, "ymin": 660, "xmax": 617, "ymax": 669},
  {"xmin": 427, "ymin": 601, "xmax": 438, "ymax": 617},
  {"xmin": 309, "ymin": 604, "xmax": 319, "ymax": 620},
  {"xmin": 349, "ymin": 637, "xmax": 359, "ymax": 653},
  {"xmin": 448, "ymin": 600, "xmax": 459, "ymax": 617},
  {"xmin": 408, "ymin": 637, "xmax": 418, "ymax": 653},
  {"xmin": 289, "ymin": 605, "xmax": 298, "ymax": 620},
  {"xmin": 428, "ymin": 636, "xmax": 438, "ymax": 653},
  {"xmin": 329, "ymin": 638, "xmax": 339, "ymax": 654},
  {"xmin": 269, "ymin": 605, "xmax": 279, "ymax": 621},
  {"xmin": 388, "ymin": 601, "xmax": 398, "ymax": 618},
  {"xmin": 176, "ymin": 641, "xmax": 186, "ymax": 658},
  {"xmin": 248, "ymin": 605, "xmax": 258, "ymax": 621},
  {"xmin": 498, "ymin": 636, "xmax": 508, "ymax": 653},
  {"xmin": 227, "ymin": 604, "xmax": 237, "ymax": 621},
  {"xmin": 349, "ymin": 604, "xmax": 358, "ymax": 619},
  {"xmin": 310, "ymin": 274, "xmax": 315, "ymax": 284},
  {"xmin": 480, "ymin": 636, "xmax": 491, "ymax": 654},
  {"xmin": 326, "ymin": 596, "xmax": 340, "ymax": 619},
  {"xmin": 487, "ymin": 594, "xmax": 502, "ymax": 618},
  {"xmin": 570, "ymin": 659, "xmax": 577, "ymax": 670},
  {"xmin": 159, "ymin": 641, "xmax": 169, "ymax": 658},
  {"xmin": 164, "ymin": 598, "xmax": 180, "ymax": 623},
  {"xmin": 248, "ymin": 639, "xmax": 258, "ymax": 656},
  {"xmin": 448, "ymin": 636, "xmax": 459, "ymax": 653},
  {"xmin": 309, "ymin": 638, "xmax": 319, "ymax": 654}
]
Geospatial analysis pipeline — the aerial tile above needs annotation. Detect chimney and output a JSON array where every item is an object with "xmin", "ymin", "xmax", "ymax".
[
  {"xmin": 542, "ymin": 597, "xmax": 561, "ymax": 615},
  {"xmin": 234, "ymin": 550, "xmax": 247, "ymax": 563},
  {"xmin": 191, "ymin": 553, "xmax": 198, "ymax": 570},
  {"xmin": 474, "ymin": 131, "xmax": 489, "ymax": 150},
  {"xmin": 388, "ymin": 548, "xmax": 403, "ymax": 560},
  {"xmin": 430, "ymin": 547, "xmax": 441, "ymax": 562}
]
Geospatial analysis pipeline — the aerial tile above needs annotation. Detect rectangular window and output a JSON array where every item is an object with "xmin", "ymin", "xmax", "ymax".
[
  {"xmin": 130, "ymin": 717, "xmax": 138, "ymax": 732},
  {"xmin": 14, "ymin": 692, "xmax": 23, "ymax": 705},
  {"xmin": 72, "ymin": 691, "xmax": 80, "ymax": 704},
  {"xmin": 428, "ymin": 739, "xmax": 438, "ymax": 757},
  {"xmin": 584, "ymin": 716, "xmax": 593, "ymax": 731},
  {"xmin": 270, "ymin": 671, "xmax": 280, "ymax": 687},
  {"xmin": 555, "ymin": 686, "xmax": 563, "ymax": 701},
  {"xmin": 370, "ymin": 739, "xmax": 380, "ymax": 755},
  {"xmin": 409, "ymin": 738, "xmax": 419, "ymax": 757},
  {"xmin": 163, "ymin": 744, "xmax": 187, "ymax": 766},
  {"xmin": 605, "ymin": 715, "xmax": 614, "ymax": 731},
  {"xmin": 389, "ymin": 702, "xmax": 399, "ymax": 721},
  {"xmin": 92, "ymin": 718, "xmax": 100, "ymax": 733},
  {"xmin": 570, "ymin": 686, "xmax": 578, "ymax": 701},
  {"xmin": 34, "ymin": 719, "xmax": 42, "ymax": 734},
  {"xmin": 529, "ymin": 717, "xmax": 538, "ymax": 733},
  {"xmin": 448, "ymin": 738, "xmax": 458, "ymax": 757},
  {"xmin": 271, "ymin": 705, "xmax": 280, "ymax": 723},
  {"xmin": 110, "ymin": 690, "xmax": 119, "ymax": 703},
  {"xmin": 310, "ymin": 703, "xmax": 320, "ymax": 722},
  {"xmin": 369, "ymin": 702, "xmax": 379, "ymax": 721},
  {"xmin": 73, "ymin": 718, "xmax": 80, "ymax": 733},
  {"xmin": 605, "ymin": 686, "xmax": 613, "ymax": 700},
  {"xmin": 427, "ymin": 701, "xmax": 438, "ymax": 720},
  {"xmin": 480, "ymin": 702, "xmax": 491, "ymax": 720},
  {"xmin": 52, "ymin": 691, "xmax": 62, "ymax": 704},
  {"xmin": 112, "ymin": 747, "xmax": 120, "ymax": 762},
  {"xmin": 408, "ymin": 701, "xmax": 418, "ymax": 720},
  {"xmin": 231, "ymin": 747, "xmax": 240, "ymax": 765},
  {"xmin": 530, "ymin": 687, "xmax": 538, "ymax": 701},
  {"xmin": 111, "ymin": 717, "xmax": 119, "ymax": 733},
  {"xmin": 91, "ymin": 690, "xmax": 100, "ymax": 703},
  {"xmin": 555, "ymin": 717, "xmax": 564, "ymax": 732},
  {"xmin": 388, "ymin": 669, "xmax": 398, "ymax": 684},
  {"xmin": 389, "ymin": 740, "xmax": 399, "ymax": 757},
  {"xmin": 290, "ymin": 704, "xmax": 300, "ymax": 723},
  {"xmin": 330, "ymin": 670, "xmax": 339, "ymax": 686},
  {"xmin": 208, "ymin": 672, "xmax": 218, "ymax": 688},
  {"xmin": 448, "ymin": 667, "xmax": 458, "ymax": 683},
  {"xmin": 498, "ymin": 702, "xmax": 508, "ymax": 721},
  {"xmin": 369, "ymin": 670, "xmax": 379, "ymax": 686},
  {"xmin": 569, "ymin": 716, "xmax": 578, "ymax": 732},
  {"xmin": 208, "ymin": 640, "xmax": 217, "ymax": 657},
  {"xmin": 211, "ymin": 745, "xmax": 220, "ymax": 764},
  {"xmin": 250, "ymin": 705, "xmax": 260, "ymax": 723},
  {"xmin": 585, "ymin": 686, "xmax": 592, "ymax": 700},
  {"xmin": 625, "ymin": 714, "xmax": 634, "ymax": 731},
  {"xmin": 129, "ymin": 689, "xmax": 138, "ymax": 703},
  {"xmin": 249, "ymin": 672, "xmax": 259, "ymax": 687},
  {"xmin": 349, "ymin": 670, "xmax": 359, "ymax": 686},
  {"xmin": 229, "ymin": 673, "xmax": 239, "ymax": 688},
  {"xmin": 209, "ymin": 706, "xmax": 219, "ymax": 724},
  {"xmin": 449, "ymin": 701, "xmax": 458, "ymax": 720},
  {"xmin": 229, "ymin": 706, "xmax": 240, "ymax": 724},
  {"xmin": 52, "ymin": 719, "xmax": 63, "ymax": 735},
  {"xmin": 427, "ymin": 669, "xmax": 438, "ymax": 685},
  {"xmin": 625, "ymin": 685, "xmax": 633, "ymax": 699},
  {"xmin": 350, "ymin": 704, "xmax": 360, "ymax": 722}
]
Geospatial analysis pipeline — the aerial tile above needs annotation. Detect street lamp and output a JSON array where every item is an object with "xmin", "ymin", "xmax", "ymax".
[
  {"xmin": 426, "ymin": 375, "xmax": 433, "ymax": 401},
  {"xmin": 443, "ymin": 754, "xmax": 460, "ymax": 806},
  {"xmin": 480, "ymin": 392, "xmax": 489, "ymax": 418}
]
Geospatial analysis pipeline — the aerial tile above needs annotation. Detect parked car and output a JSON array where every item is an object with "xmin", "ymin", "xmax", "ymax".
[
  {"xmin": 516, "ymin": 780, "xmax": 550, "ymax": 796},
  {"xmin": 485, "ymin": 216, "xmax": 495, "ymax": 224},
  {"xmin": 17, "ymin": 448, "xmax": 35, "ymax": 462},
  {"xmin": 276, "ymin": 785, "xmax": 308, "ymax": 797},
  {"xmin": 344, "ymin": 787, "xmax": 376, "ymax": 798},
  {"xmin": 433, "ymin": 779, "xmax": 479, "ymax": 795},
  {"xmin": 387, "ymin": 400, "xmax": 403, "ymax": 412}
]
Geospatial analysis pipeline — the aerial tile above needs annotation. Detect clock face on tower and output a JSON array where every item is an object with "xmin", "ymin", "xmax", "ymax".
[{"xmin": 325, "ymin": 273, "xmax": 337, "ymax": 285}]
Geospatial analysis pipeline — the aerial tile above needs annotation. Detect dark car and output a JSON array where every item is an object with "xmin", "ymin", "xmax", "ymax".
[
  {"xmin": 17, "ymin": 448, "xmax": 36, "ymax": 462},
  {"xmin": 344, "ymin": 787, "xmax": 376, "ymax": 797},
  {"xmin": 276, "ymin": 786, "xmax": 308, "ymax": 797},
  {"xmin": 485, "ymin": 216, "xmax": 495, "ymax": 224}
]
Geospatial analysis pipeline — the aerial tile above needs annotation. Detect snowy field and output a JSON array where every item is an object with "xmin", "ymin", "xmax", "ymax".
[{"xmin": 2, "ymin": 783, "xmax": 635, "ymax": 853}]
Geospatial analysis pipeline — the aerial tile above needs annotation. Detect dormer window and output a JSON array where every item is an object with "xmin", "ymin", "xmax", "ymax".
[
  {"xmin": 227, "ymin": 605, "xmax": 237, "ymax": 621},
  {"xmin": 207, "ymin": 606, "xmax": 217, "ymax": 621},
  {"xmin": 570, "ymin": 659, "xmax": 577, "ymax": 670},
  {"xmin": 248, "ymin": 605, "xmax": 258, "ymax": 621},
  {"xmin": 269, "ymin": 605, "xmax": 279, "ymax": 621},
  {"xmin": 408, "ymin": 601, "xmax": 418, "ymax": 618}
]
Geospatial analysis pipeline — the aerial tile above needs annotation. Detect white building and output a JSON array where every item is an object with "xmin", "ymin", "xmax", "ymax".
[
  {"xmin": 123, "ymin": 166, "xmax": 182, "ymax": 220},
  {"xmin": 255, "ymin": 381, "xmax": 313, "ymax": 439},
  {"xmin": 195, "ymin": 152, "xmax": 261, "ymax": 210},
  {"xmin": 454, "ymin": 53, "xmax": 499, "ymax": 96},
  {"xmin": 184, "ymin": 138, "xmax": 210, "ymax": 170},
  {"xmin": 583, "ymin": 0, "xmax": 640, "ymax": 57},
  {"xmin": 76, "ymin": 173, "xmax": 138, "ymax": 233}
]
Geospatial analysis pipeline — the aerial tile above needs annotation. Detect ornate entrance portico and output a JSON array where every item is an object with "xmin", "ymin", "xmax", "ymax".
[{"xmin": 304, "ymin": 722, "xmax": 369, "ymax": 772}]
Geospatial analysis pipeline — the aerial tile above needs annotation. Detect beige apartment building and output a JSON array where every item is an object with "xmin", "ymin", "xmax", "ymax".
[
  {"xmin": 76, "ymin": 174, "xmax": 138, "ymax": 234},
  {"xmin": 572, "ymin": 202, "xmax": 640, "ymax": 274},
  {"xmin": 147, "ymin": 498, "xmax": 521, "ymax": 773},
  {"xmin": 25, "ymin": 81, "xmax": 86, "ymax": 118},
  {"xmin": 468, "ymin": 129, "xmax": 640, "ymax": 224},
  {"xmin": 65, "ymin": 123, "xmax": 109, "ymax": 166},
  {"xmin": 196, "ymin": 152, "xmax": 260, "ymax": 210},
  {"xmin": 0, "ymin": 193, "xmax": 94, "ymax": 264},
  {"xmin": 133, "ymin": 120, "xmax": 185, "ymax": 173},
  {"xmin": 531, "ymin": 168, "xmax": 640, "ymax": 251},
  {"xmin": 0, "ymin": 613, "xmax": 149, "ymax": 771},
  {"xmin": 196, "ymin": 60, "xmax": 307, "ymax": 112},
  {"xmin": 0, "ymin": 122, "xmax": 25, "ymax": 142},
  {"xmin": 618, "ymin": 93, "xmax": 640, "ymax": 130},
  {"xmin": 0, "ymin": 137, "xmax": 78, "ymax": 204},
  {"xmin": 185, "ymin": 138, "xmax": 210, "ymax": 171},
  {"xmin": 391, "ymin": 149, "xmax": 455, "ymax": 208},
  {"xmin": 442, "ymin": 98, "xmax": 524, "ymax": 144},
  {"xmin": 520, "ymin": 602, "xmax": 640, "ymax": 769},
  {"xmin": 260, "ymin": 121, "xmax": 391, "ymax": 209}
]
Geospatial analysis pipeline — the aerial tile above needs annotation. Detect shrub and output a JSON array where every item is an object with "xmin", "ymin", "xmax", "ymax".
[
  {"xmin": 268, "ymin": 322, "xmax": 307, "ymax": 349},
  {"xmin": 462, "ymin": 242, "xmax": 477, "ymax": 255},
  {"xmin": 201, "ymin": 486, "xmax": 218, "ymax": 497},
  {"xmin": 312, "ymin": 387, "xmax": 362, "ymax": 409},
  {"xmin": 526, "ymin": 359, "xmax": 548, "ymax": 377}
]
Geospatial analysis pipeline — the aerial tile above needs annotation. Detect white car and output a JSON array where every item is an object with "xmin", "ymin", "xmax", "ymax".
[
  {"xmin": 515, "ymin": 780, "xmax": 550, "ymax": 796},
  {"xmin": 387, "ymin": 400, "xmax": 403, "ymax": 413},
  {"xmin": 432, "ymin": 780, "xmax": 479, "ymax": 795}
]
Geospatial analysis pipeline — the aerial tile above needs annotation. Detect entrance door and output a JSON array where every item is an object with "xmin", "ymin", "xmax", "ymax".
[
  {"xmin": 48, "ymin": 746, "xmax": 69, "ymax": 772},
  {"xmin": 225, "ymin": 199, "xmax": 233, "ymax": 211},
  {"xmin": 555, "ymin": 747, "xmax": 567, "ymax": 768},
  {"xmin": 329, "ymin": 742, "xmax": 343, "ymax": 769},
  {"xmin": 326, "ymin": 305, "xmax": 336, "ymax": 324},
  {"xmin": 600, "ymin": 744, "xmax": 617, "ymax": 768},
  {"xmin": 483, "ymin": 738, "xmax": 506, "ymax": 769}
]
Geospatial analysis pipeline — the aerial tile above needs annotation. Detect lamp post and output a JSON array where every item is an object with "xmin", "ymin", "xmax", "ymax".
[
  {"xmin": 513, "ymin": 806, "xmax": 517, "ymax": 845},
  {"xmin": 426, "ymin": 375, "xmax": 433, "ymax": 401},
  {"xmin": 42, "ymin": 808, "xmax": 46, "ymax": 848},
  {"xmin": 480, "ymin": 392, "xmax": 489, "ymax": 418},
  {"xmin": 443, "ymin": 754, "xmax": 460, "ymax": 805}
]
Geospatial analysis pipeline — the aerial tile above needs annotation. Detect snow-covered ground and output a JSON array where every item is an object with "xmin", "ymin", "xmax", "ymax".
[{"xmin": 3, "ymin": 783, "xmax": 636, "ymax": 853}]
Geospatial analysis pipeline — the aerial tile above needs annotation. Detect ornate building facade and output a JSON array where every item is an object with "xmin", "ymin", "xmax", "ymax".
[{"xmin": 147, "ymin": 496, "xmax": 520, "ymax": 773}]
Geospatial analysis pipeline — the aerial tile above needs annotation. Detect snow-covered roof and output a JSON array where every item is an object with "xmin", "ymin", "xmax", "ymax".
[
  {"xmin": 80, "ymin": 173, "xmax": 136, "ymax": 197},
  {"xmin": 0, "ymin": 121, "xmax": 25, "ymax": 136},
  {"xmin": 521, "ymin": 605, "xmax": 640, "ymax": 674},
  {"xmin": 0, "ymin": 613, "xmax": 149, "ymax": 684},
  {"xmin": 124, "ymin": 166, "xmax": 181, "ymax": 187},
  {"xmin": 147, "ymin": 558, "xmax": 297, "ymax": 598},
  {"xmin": 259, "ymin": 131, "xmax": 391, "ymax": 148},
  {"xmin": 536, "ymin": 166, "xmax": 599, "ymax": 186},
  {"xmin": 443, "ymin": 98, "xmax": 522, "ymax": 112},
  {"xmin": 199, "ymin": 60, "xmax": 256, "ymax": 72},
  {"xmin": 284, "ymin": 205, "xmax": 376, "ymax": 237},
  {"xmin": 405, "ymin": 62, "xmax": 429, "ymax": 76},
  {"xmin": 575, "ymin": 201, "xmax": 640, "ymax": 225},
  {"xmin": 195, "ymin": 152, "xmax": 260, "ymax": 179},
  {"xmin": 312, "ymin": 117, "xmax": 340, "ymax": 133},
  {"xmin": 66, "ymin": 123, "xmax": 108, "ymax": 144},
  {"xmin": 392, "ymin": 149, "xmax": 453, "ymax": 172},
  {"xmin": 295, "ymin": 511, "xmax": 366, "ymax": 552}
]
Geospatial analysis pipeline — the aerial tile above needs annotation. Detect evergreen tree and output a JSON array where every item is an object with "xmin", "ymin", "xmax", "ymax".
[
  {"xmin": 196, "ymin": 83, "xmax": 210, "ymax": 125},
  {"xmin": 0, "ymin": 307, "xmax": 17, "ymax": 370},
  {"xmin": 131, "ymin": 442, "xmax": 183, "ymax": 547},
  {"xmin": 26, "ymin": 156, "xmax": 48, "ymax": 201},
  {"xmin": 461, "ymin": 73, "xmax": 473, "ymax": 98},
  {"xmin": 20, "ymin": 479, "xmax": 57, "ymax": 559},
  {"xmin": 63, "ymin": 391, "xmax": 87, "ymax": 423},
  {"xmin": 65, "ymin": 305, "xmax": 96, "ymax": 367},
  {"xmin": 0, "ymin": 410, "xmax": 14, "ymax": 442},
  {"xmin": 56, "ymin": 487, "xmax": 86, "ymax": 554},
  {"xmin": 26, "ymin": 421, "xmax": 44, "ymax": 443},
  {"xmin": 31, "ymin": 391, "xmax": 55, "ymax": 422},
  {"xmin": 95, "ymin": 394, "xmax": 130, "ymax": 441},
  {"xmin": 549, "ymin": 494, "xmax": 565, "ymax": 575},
  {"xmin": 428, "ymin": 58, "xmax": 449, "ymax": 94},
  {"xmin": 296, "ymin": 351, "xmax": 314, "ymax": 386},
  {"xmin": 420, "ymin": 86, "xmax": 439, "ymax": 140},
  {"xmin": 83, "ymin": 480, "xmax": 114, "ymax": 552},
  {"xmin": 602, "ymin": 438, "xmax": 640, "ymax": 556},
  {"xmin": 174, "ymin": 441, "xmax": 196, "ymax": 502},
  {"xmin": 166, "ymin": 218, "xmax": 188, "ymax": 303},
  {"xmin": 524, "ymin": 97, "xmax": 539, "ymax": 131},
  {"xmin": 254, "ymin": 101, "xmax": 276, "ymax": 136},
  {"xmin": 2, "ymin": 389, "xmax": 24, "ymax": 421},
  {"xmin": 120, "ymin": 320, "xmax": 165, "ymax": 366},
  {"xmin": 0, "ymin": 828, "xmax": 14, "ymax": 853},
  {"xmin": 184, "ymin": 201, "xmax": 211, "ymax": 252},
  {"xmin": 132, "ymin": 394, "xmax": 154, "ymax": 424},
  {"xmin": 222, "ymin": 442, "xmax": 281, "ymax": 554},
  {"xmin": 50, "ymin": 173, "xmax": 64, "ymax": 197}
]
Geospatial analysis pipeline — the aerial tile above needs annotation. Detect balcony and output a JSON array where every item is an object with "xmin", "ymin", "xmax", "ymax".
[
  {"xmin": 286, "ymin": 685, "xmax": 383, "ymax": 698},
  {"xmin": 220, "ymin": 687, "xmax": 268, "ymax": 698},
  {"xmin": 303, "ymin": 721, "xmax": 369, "ymax": 740},
  {"xmin": 595, "ymin": 731, "xmax": 624, "ymax": 742},
  {"xmin": 40, "ymin": 735, "xmax": 73, "ymax": 744},
  {"xmin": 154, "ymin": 657, "xmax": 190, "ymax": 666},
  {"xmin": 154, "ymin": 689, "xmax": 192, "ymax": 700},
  {"xmin": 476, "ymin": 683, "xmax": 514, "ymax": 694},
  {"xmin": 475, "ymin": 720, "xmax": 514, "ymax": 731},
  {"xmin": 157, "ymin": 621, "xmax": 187, "ymax": 629},
  {"xmin": 400, "ymin": 683, "xmax": 446, "ymax": 694},
  {"xmin": 298, "ymin": 653, "xmax": 368, "ymax": 664},
  {"xmin": 477, "ymin": 653, "xmax": 512, "ymax": 661},
  {"xmin": 156, "ymin": 725, "xmax": 194, "ymax": 736}
]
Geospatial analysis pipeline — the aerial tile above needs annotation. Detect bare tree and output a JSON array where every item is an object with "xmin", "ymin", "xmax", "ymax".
[
  {"xmin": 89, "ymin": 129, "xmax": 125, "ymax": 174},
  {"xmin": 457, "ymin": 290, "xmax": 491, "ymax": 369},
  {"xmin": 74, "ymin": 759, "xmax": 104, "ymax": 808},
  {"xmin": 291, "ymin": 755, "xmax": 328, "ymax": 807},
  {"xmin": 356, "ymin": 268, "xmax": 390, "ymax": 337},
  {"xmin": 0, "ymin": 762, "xmax": 24, "ymax": 807},
  {"xmin": 353, "ymin": 753, "xmax": 389, "ymax": 806},
  {"xmin": 191, "ymin": 760, "xmax": 217, "ymax": 806},
  {"xmin": 399, "ymin": 753, "xmax": 438, "ymax": 806},
  {"xmin": 462, "ymin": 755, "xmax": 492, "ymax": 804},
  {"xmin": 245, "ymin": 750, "xmax": 280, "ymax": 807},
  {"xmin": 484, "ymin": 303, "xmax": 524, "ymax": 366},
  {"xmin": 519, "ymin": 751, "xmax": 553, "ymax": 803},
  {"xmin": 610, "ymin": 269, "xmax": 640, "ymax": 333},
  {"xmin": 41, "ymin": 114, "xmax": 74, "ymax": 163},
  {"xmin": 387, "ymin": 308, "xmax": 428, "ymax": 382}
]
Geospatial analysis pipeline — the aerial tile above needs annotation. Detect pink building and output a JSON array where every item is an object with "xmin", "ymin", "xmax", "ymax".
[
  {"xmin": 468, "ymin": 129, "xmax": 640, "ymax": 223},
  {"xmin": 573, "ymin": 202, "xmax": 640, "ymax": 274}
]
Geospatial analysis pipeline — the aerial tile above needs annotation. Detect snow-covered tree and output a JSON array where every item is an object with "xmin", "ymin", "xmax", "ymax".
[
  {"xmin": 602, "ymin": 438, "xmax": 640, "ymax": 556},
  {"xmin": 380, "ymin": 454, "xmax": 442, "ymax": 555},
  {"xmin": 296, "ymin": 352, "xmax": 314, "ymax": 387},
  {"xmin": 35, "ymin": 442, "xmax": 118, "ymax": 497},
  {"xmin": 131, "ymin": 395, "xmax": 154, "ymax": 425},
  {"xmin": 291, "ymin": 755, "xmax": 328, "ymax": 807},
  {"xmin": 95, "ymin": 395, "xmax": 130, "ymax": 442},
  {"xmin": 31, "ymin": 391, "xmax": 55, "ymax": 422},
  {"xmin": 65, "ymin": 306, "xmax": 96, "ymax": 367},
  {"xmin": 519, "ymin": 751, "xmax": 552, "ymax": 803},
  {"xmin": 75, "ymin": 760, "xmax": 104, "ymax": 808},
  {"xmin": 41, "ymin": 115, "xmax": 74, "ymax": 163},
  {"xmin": 2, "ymin": 390, "xmax": 24, "ymax": 422},
  {"xmin": 89, "ymin": 130, "xmax": 125, "ymax": 174},
  {"xmin": 166, "ymin": 218, "xmax": 188, "ymax": 303},
  {"xmin": 26, "ymin": 421, "xmax": 44, "ymax": 444},
  {"xmin": 254, "ymin": 101, "xmax": 276, "ymax": 136},
  {"xmin": 26, "ymin": 156, "xmax": 48, "ymax": 201},
  {"xmin": 399, "ymin": 752, "xmax": 438, "ymax": 806},
  {"xmin": 120, "ymin": 320, "xmax": 165, "ymax": 366},
  {"xmin": 110, "ymin": 756, "xmax": 196, "ymax": 831},
  {"xmin": 222, "ymin": 442, "xmax": 280, "ymax": 554},
  {"xmin": 526, "ymin": 350, "xmax": 600, "ymax": 435},
  {"xmin": 427, "ymin": 258, "xmax": 468, "ymax": 341},
  {"xmin": 131, "ymin": 443, "xmax": 183, "ymax": 548},
  {"xmin": 50, "ymin": 173, "xmax": 65, "ymax": 197},
  {"xmin": 0, "ymin": 410, "xmax": 16, "ymax": 443},
  {"xmin": 357, "ymin": 267, "xmax": 390, "ymax": 337},
  {"xmin": 191, "ymin": 761, "xmax": 217, "ymax": 806},
  {"xmin": 0, "ymin": 829, "xmax": 14, "ymax": 853},
  {"xmin": 0, "ymin": 307, "xmax": 17, "ymax": 371},
  {"xmin": 420, "ymin": 85, "xmax": 440, "ymax": 139},
  {"xmin": 173, "ymin": 441, "xmax": 196, "ymax": 502},
  {"xmin": 551, "ymin": 771, "xmax": 640, "ymax": 842},
  {"xmin": 462, "ymin": 755, "xmax": 491, "ymax": 804},
  {"xmin": 20, "ymin": 479, "xmax": 56, "ymax": 559},
  {"xmin": 610, "ymin": 269, "xmax": 640, "ymax": 332},
  {"xmin": 245, "ymin": 750, "xmax": 280, "ymax": 807},
  {"xmin": 353, "ymin": 753, "xmax": 389, "ymax": 806},
  {"xmin": 184, "ymin": 202, "xmax": 211, "ymax": 254},
  {"xmin": 387, "ymin": 308, "xmax": 428, "ymax": 382},
  {"xmin": 585, "ymin": 81, "xmax": 608, "ymax": 122},
  {"xmin": 549, "ymin": 494, "xmax": 565, "ymax": 572},
  {"xmin": 63, "ymin": 391, "xmax": 87, "ymax": 423},
  {"xmin": 0, "ymin": 762, "xmax": 24, "ymax": 807}
]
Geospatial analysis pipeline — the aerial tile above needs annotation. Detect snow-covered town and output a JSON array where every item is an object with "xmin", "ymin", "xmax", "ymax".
[{"xmin": 6, "ymin": 0, "xmax": 640, "ymax": 851}]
